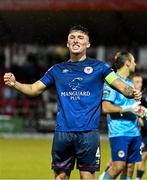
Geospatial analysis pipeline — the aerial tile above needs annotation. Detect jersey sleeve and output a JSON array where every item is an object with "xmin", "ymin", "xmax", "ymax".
[
  {"xmin": 102, "ymin": 63, "xmax": 113, "ymax": 78},
  {"xmin": 40, "ymin": 66, "xmax": 54, "ymax": 86},
  {"xmin": 102, "ymin": 63, "xmax": 118, "ymax": 85},
  {"xmin": 102, "ymin": 83, "xmax": 116, "ymax": 103},
  {"xmin": 104, "ymin": 71, "xmax": 118, "ymax": 85}
]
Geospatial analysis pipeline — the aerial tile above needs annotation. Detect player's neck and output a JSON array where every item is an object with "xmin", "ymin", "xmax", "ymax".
[
  {"xmin": 117, "ymin": 68, "xmax": 129, "ymax": 79},
  {"xmin": 69, "ymin": 54, "xmax": 86, "ymax": 62}
]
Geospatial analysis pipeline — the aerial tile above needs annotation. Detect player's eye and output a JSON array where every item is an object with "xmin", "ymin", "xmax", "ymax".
[
  {"xmin": 78, "ymin": 36, "xmax": 84, "ymax": 39},
  {"xmin": 69, "ymin": 35, "xmax": 75, "ymax": 39}
]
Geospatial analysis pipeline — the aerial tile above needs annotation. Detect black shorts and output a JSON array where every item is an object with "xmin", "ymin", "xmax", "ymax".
[{"xmin": 51, "ymin": 130, "xmax": 100, "ymax": 171}]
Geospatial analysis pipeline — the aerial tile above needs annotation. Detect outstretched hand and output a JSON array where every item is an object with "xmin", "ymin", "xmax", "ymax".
[{"xmin": 4, "ymin": 72, "xmax": 16, "ymax": 87}]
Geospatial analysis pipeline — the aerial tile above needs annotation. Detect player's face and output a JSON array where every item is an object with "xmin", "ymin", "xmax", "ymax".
[
  {"xmin": 129, "ymin": 55, "xmax": 136, "ymax": 72},
  {"xmin": 132, "ymin": 76, "xmax": 143, "ymax": 91},
  {"xmin": 67, "ymin": 31, "xmax": 90, "ymax": 55}
]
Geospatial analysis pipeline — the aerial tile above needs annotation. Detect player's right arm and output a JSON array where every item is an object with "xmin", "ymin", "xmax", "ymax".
[
  {"xmin": 102, "ymin": 101, "xmax": 122, "ymax": 113},
  {"xmin": 4, "ymin": 72, "xmax": 47, "ymax": 97},
  {"xmin": 102, "ymin": 100, "xmax": 143, "ymax": 115},
  {"xmin": 102, "ymin": 84, "xmax": 122, "ymax": 113}
]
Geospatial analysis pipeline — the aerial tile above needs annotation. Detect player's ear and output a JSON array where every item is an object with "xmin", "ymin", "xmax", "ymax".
[
  {"xmin": 67, "ymin": 42, "xmax": 69, "ymax": 48},
  {"xmin": 87, "ymin": 42, "xmax": 91, "ymax": 48},
  {"xmin": 126, "ymin": 59, "xmax": 131, "ymax": 67}
]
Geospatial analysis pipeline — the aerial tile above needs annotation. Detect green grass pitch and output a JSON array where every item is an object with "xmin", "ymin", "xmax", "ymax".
[{"xmin": 0, "ymin": 137, "xmax": 146, "ymax": 179}]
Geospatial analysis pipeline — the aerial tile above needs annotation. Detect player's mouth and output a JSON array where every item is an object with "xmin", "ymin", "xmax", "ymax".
[{"xmin": 72, "ymin": 44, "xmax": 80, "ymax": 50}]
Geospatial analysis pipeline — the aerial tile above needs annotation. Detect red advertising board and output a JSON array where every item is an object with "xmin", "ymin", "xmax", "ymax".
[{"xmin": 0, "ymin": 0, "xmax": 147, "ymax": 11}]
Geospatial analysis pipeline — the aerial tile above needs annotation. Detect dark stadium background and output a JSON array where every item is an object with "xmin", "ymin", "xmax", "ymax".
[
  {"xmin": 0, "ymin": 1, "xmax": 147, "ymax": 179},
  {"xmin": 0, "ymin": 0, "xmax": 147, "ymax": 133}
]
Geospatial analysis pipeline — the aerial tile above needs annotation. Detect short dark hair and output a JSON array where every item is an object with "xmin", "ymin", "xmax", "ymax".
[
  {"xmin": 114, "ymin": 51, "xmax": 132, "ymax": 69},
  {"xmin": 130, "ymin": 72, "xmax": 142, "ymax": 80},
  {"xmin": 69, "ymin": 25, "xmax": 89, "ymax": 37}
]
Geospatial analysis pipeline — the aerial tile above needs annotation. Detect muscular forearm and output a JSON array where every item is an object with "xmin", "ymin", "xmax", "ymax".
[
  {"xmin": 122, "ymin": 84, "xmax": 134, "ymax": 98},
  {"xmin": 13, "ymin": 81, "xmax": 41, "ymax": 97},
  {"xmin": 105, "ymin": 72, "xmax": 134, "ymax": 98},
  {"xmin": 4, "ymin": 72, "xmax": 46, "ymax": 97},
  {"xmin": 111, "ymin": 78, "xmax": 134, "ymax": 98}
]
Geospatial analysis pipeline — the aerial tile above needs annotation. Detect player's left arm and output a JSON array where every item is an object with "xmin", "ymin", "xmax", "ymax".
[{"xmin": 104, "ymin": 71, "xmax": 142, "ymax": 100}]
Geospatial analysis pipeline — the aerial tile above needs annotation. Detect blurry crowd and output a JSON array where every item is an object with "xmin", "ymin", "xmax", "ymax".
[{"xmin": 0, "ymin": 43, "xmax": 68, "ymax": 132}]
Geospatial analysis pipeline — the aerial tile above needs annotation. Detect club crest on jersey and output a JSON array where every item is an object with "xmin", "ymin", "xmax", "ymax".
[
  {"xmin": 84, "ymin": 66, "xmax": 93, "ymax": 74},
  {"xmin": 118, "ymin": 151, "xmax": 125, "ymax": 158}
]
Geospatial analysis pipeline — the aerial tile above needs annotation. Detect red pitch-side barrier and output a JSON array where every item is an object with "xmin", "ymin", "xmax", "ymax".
[{"xmin": 0, "ymin": 0, "xmax": 147, "ymax": 11}]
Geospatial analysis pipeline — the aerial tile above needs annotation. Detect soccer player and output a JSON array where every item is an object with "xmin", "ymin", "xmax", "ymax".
[
  {"xmin": 102, "ymin": 51, "xmax": 142, "ymax": 179},
  {"xmin": 131, "ymin": 74, "xmax": 147, "ymax": 180},
  {"xmin": 4, "ymin": 26, "xmax": 141, "ymax": 180}
]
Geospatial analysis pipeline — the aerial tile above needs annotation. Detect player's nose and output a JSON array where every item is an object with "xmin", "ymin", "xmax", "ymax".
[{"xmin": 74, "ymin": 37, "xmax": 78, "ymax": 43}]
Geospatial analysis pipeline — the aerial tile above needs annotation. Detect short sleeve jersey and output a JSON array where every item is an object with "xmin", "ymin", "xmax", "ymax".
[
  {"xmin": 40, "ymin": 57, "xmax": 112, "ymax": 132},
  {"xmin": 102, "ymin": 75, "xmax": 140, "ymax": 137}
]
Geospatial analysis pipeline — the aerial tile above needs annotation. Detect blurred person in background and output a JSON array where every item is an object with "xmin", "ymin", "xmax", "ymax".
[
  {"xmin": 102, "ymin": 51, "xmax": 143, "ymax": 180},
  {"xmin": 131, "ymin": 74, "xmax": 147, "ymax": 180},
  {"xmin": 4, "ymin": 26, "xmax": 141, "ymax": 180}
]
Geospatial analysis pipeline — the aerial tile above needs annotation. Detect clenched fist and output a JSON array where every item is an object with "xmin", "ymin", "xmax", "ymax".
[{"xmin": 4, "ymin": 72, "xmax": 16, "ymax": 87}]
